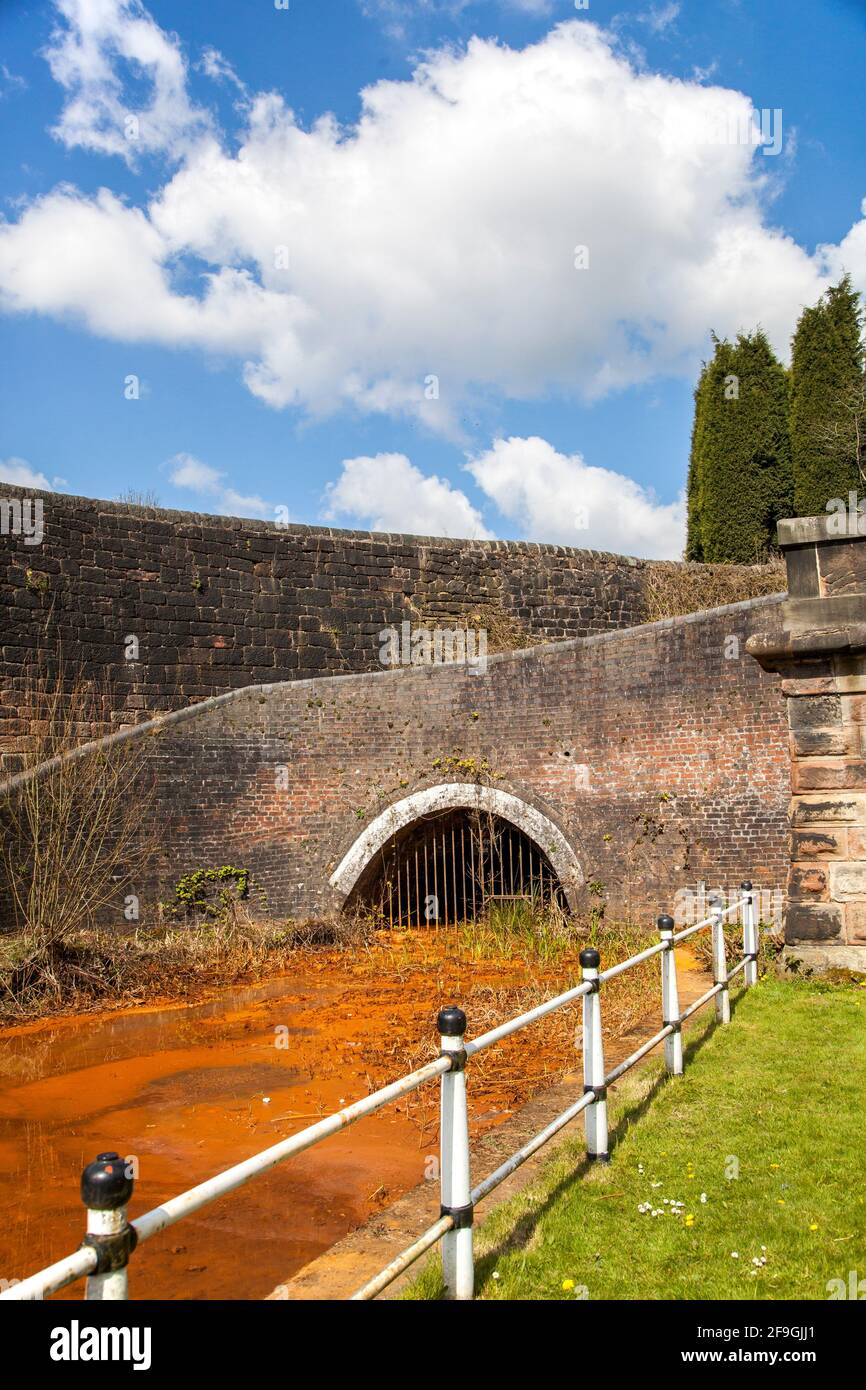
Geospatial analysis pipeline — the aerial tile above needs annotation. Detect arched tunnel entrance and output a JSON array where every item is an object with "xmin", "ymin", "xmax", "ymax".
[{"xmin": 347, "ymin": 808, "xmax": 569, "ymax": 927}]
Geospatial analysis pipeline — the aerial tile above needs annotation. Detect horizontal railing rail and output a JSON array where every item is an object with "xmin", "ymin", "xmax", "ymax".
[{"xmin": 0, "ymin": 883, "xmax": 760, "ymax": 1304}]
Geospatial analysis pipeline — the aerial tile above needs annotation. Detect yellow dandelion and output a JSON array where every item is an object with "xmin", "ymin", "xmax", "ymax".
[
  {"xmin": 684, "ymin": 1214, "xmax": 695, "ymax": 1228},
  {"xmin": 562, "ymin": 1279, "xmax": 575, "ymax": 1291},
  {"xmin": 777, "ymin": 1199, "xmax": 785, "ymax": 1205},
  {"xmin": 809, "ymin": 1223, "xmax": 818, "ymax": 1232}
]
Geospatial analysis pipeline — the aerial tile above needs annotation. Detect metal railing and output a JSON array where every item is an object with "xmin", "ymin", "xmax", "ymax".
[{"xmin": 0, "ymin": 883, "xmax": 760, "ymax": 1303}]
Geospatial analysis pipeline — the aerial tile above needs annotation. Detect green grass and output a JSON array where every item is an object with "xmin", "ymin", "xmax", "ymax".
[{"xmin": 406, "ymin": 976, "xmax": 866, "ymax": 1300}]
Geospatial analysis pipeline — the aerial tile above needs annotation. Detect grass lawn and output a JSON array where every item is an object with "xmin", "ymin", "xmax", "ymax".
[{"xmin": 405, "ymin": 975, "xmax": 866, "ymax": 1300}]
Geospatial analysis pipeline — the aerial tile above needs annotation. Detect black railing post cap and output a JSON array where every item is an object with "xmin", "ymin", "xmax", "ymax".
[
  {"xmin": 81, "ymin": 1152, "xmax": 133, "ymax": 1210},
  {"xmin": 579, "ymin": 947, "xmax": 601, "ymax": 970},
  {"xmin": 741, "ymin": 880, "xmax": 753, "ymax": 891},
  {"xmin": 657, "ymin": 914, "xmax": 675, "ymax": 933},
  {"xmin": 438, "ymin": 1005, "xmax": 467, "ymax": 1037}
]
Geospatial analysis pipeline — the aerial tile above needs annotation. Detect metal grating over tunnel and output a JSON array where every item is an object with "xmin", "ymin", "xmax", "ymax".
[{"xmin": 347, "ymin": 809, "xmax": 568, "ymax": 928}]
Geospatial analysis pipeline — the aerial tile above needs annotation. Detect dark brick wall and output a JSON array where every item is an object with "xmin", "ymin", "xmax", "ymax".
[
  {"xmin": 109, "ymin": 593, "xmax": 790, "ymax": 928},
  {"xmin": 0, "ymin": 484, "xmax": 777, "ymax": 764}
]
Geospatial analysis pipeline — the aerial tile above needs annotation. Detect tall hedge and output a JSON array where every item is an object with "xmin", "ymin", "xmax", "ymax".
[
  {"xmin": 685, "ymin": 360, "xmax": 710, "ymax": 561},
  {"xmin": 790, "ymin": 275, "xmax": 865, "ymax": 516},
  {"xmin": 687, "ymin": 331, "xmax": 792, "ymax": 563}
]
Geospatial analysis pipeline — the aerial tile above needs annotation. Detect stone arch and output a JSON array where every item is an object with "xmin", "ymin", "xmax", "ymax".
[{"xmin": 329, "ymin": 782, "xmax": 583, "ymax": 911}]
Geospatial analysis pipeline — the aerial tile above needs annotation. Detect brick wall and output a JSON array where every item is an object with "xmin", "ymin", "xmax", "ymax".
[
  {"xmin": 53, "ymin": 592, "xmax": 790, "ymax": 929},
  {"xmin": 0, "ymin": 483, "xmax": 779, "ymax": 764}
]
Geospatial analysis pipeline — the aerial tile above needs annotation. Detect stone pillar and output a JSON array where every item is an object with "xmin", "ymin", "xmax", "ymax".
[{"xmin": 747, "ymin": 513, "xmax": 866, "ymax": 971}]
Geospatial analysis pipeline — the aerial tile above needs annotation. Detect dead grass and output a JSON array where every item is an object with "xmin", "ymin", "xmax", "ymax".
[
  {"xmin": 0, "ymin": 908, "xmax": 374, "ymax": 1023},
  {"xmin": 642, "ymin": 557, "xmax": 786, "ymax": 622},
  {"xmin": 322, "ymin": 919, "xmax": 663, "ymax": 1145}
]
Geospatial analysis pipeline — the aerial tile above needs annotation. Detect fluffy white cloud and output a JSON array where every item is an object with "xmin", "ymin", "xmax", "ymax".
[
  {"xmin": 0, "ymin": 458, "xmax": 57, "ymax": 490},
  {"xmin": 466, "ymin": 436, "xmax": 685, "ymax": 557},
  {"xmin": 324, "ymin": 452, "xmax": 493, "ymax": 538},
  {"xmin": 1, "ymin": 3, "xmax": 863, "ymax": 432},
  {"xmin": 166, "ymin": 452, "xmax": 272, "ymax": 519},
  {"xmin": 323, "ymin": 437, "xmax": 685, "ymax": 555},
  {"xmin": 45, "ymin": 0, "xmax": 210, "ymax": 162}
]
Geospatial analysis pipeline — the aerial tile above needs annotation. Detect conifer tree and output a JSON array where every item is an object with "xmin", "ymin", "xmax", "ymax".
[
  {"xmin": 687, "ymin": 331, "xmax": 792, "ymax": 563},
  {"xmin": 685, "ymin": 360, "xmax": 710, "ymax": 561},
  {"xmin": 790, "ymin": 275, "xmax": 865, "ymax": 516}
]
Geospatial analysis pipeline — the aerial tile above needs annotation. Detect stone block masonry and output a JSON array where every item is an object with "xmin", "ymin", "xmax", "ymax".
[
  {"xmin": 0, "ymin": 483, "xmax": 781, "ymax": 765},
  {"xmin": 747, "ymin": 514, "xmax": 866, "ymax": 970}
]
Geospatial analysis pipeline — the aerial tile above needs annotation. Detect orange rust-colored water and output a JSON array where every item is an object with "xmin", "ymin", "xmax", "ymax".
[
  {"xmin": 0, "ymin": 971, "xmax": 436, "ymax": 1300},
  {"xmin": 0, "ymin": 934, "xmax": 665, "ymax": 1300}
]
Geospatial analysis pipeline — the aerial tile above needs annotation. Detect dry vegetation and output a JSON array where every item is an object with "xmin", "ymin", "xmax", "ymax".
[
  {"xmin": 642, "ymin": 556, "xmax": 786, "ymax": 622},
  {"xmin": 0, "ymin": 664, "xmax": 157, "ymax": 1014}
]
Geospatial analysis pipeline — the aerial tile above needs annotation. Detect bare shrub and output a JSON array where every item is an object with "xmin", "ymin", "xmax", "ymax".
[{"xmin": 0, "ymin": 663, "xmax": 157, "ymax": 1010}]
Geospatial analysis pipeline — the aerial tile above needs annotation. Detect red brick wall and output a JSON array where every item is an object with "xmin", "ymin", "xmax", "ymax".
[{"xmin": 133, "ymin": 593, "xmax": 790, "ymax": 927}]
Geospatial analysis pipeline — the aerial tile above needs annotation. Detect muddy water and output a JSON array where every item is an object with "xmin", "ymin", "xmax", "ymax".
[{"xmin": 0, "ymin": 974, "xmax": 431, "ymax": 1300}]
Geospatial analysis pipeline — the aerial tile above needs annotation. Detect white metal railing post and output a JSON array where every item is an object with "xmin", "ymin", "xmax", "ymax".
[
  {"xmin": 438, "ymin": 1006, "xmax": 473, "ymax": 1300},
  {"xmin": 741, "ymin": 880, "xmax": 758, "ymax": 987},
  {"xmin": 658, "ymin": 914, "xmax": 683, "ymax": 1075},
  {"xmin": 710, "ymin": 893, "xmax": 731, "ymax": 1024},
  {"xmin": 81, "ymin": 1152, "xmax": 136, "ymax": 1301},
  {"xmin": 580, "ymin": 948, "xmax": 609, "ymax": 1162}
]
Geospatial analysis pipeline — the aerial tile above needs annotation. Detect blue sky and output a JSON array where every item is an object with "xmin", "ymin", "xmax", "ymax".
[{"xmin": 0, "ymin": 0, "xmax": 864, "ymax": 556}]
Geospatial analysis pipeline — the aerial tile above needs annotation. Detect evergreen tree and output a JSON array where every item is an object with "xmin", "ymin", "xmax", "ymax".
[
  {"xmin": 688, "ymin": 331, "xmax": 793, "ymax": 563},
  {"xmin": 685, "ymin": 359, "xmax": 710, "ymax": 561},
  {"xmin": 790, "ymin": 275, "xmax": 865, "ymax": 516}
]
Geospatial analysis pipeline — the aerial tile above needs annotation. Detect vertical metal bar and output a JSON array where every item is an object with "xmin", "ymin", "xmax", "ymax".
[
  {"xmin": 424, "ymin": 837, "xmax": 430, "ymax": 925},
  {"xmin": 397, "ymin": 847, "xmax": 403, "ymax": 927},
  {"xmin": 741, "ymin": 880, "xmax": 758, "ymax": 987},
  {"xmin": 81, "ymin": 1152, "xmax": 134, "ymax": 1301},
  {"xmin": 406, "ymin": 856, "xmax": 411, "ymax": 930},
  {"xmin": 518, "ymin": 836, "xmax": 524, "ymax": 900},
  {"xmin": 658, "ymin": 913, "xmax": 683, "ymax": 1075},
  {"xmin": 415, "ymin": 848, "xmax": 420, "ymax": 929},
  {"xmin": 580, "ymin": 950, "xmax": 609, "ymax": 1162},
  {"xmin": 452, "ymin": 826, "xmax": 458, "ymax": 929},
  {"xmin": 460, "ymin": 822, "xmax": 467, "ymax": 924},
  {"xmin": 469, "ymin": 823, "xmax": 477, "ymax": 920},
  {"xmin": 433, "ymin": 831, "xmax": 439, "ymax": 928},
  {"xmin": 442, "ymin": 827, "xmax": 449, "ymax": 928},
  {"xmin": 710, "ymin": 894, "xmax": 730, "ymax": 1023},
  {"xmin": 438, "ymin": 1006, "xmax": 473, "ymax": 1300}
]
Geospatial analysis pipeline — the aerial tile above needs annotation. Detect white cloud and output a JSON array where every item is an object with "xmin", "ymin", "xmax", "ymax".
[
  {"xmin": 323, "ymin": 437, "xmax": 686, "ymax": 555},
  {"xmin": 0, "ymin": 457, "xmax": 58, "ymax": 490},
  {"xmin": 324, "ymin": 452, "xmax": 493, "ymax": 538},
  {"xmin": 198, "ymin": 46, "xmax": 246, "ymax": 95},
  {"xmin": 44, "ymin": 0, "xmax": 211, "ymax": 163},
  {"xmin": 0, "ymin": 64, "xmax": 28, "ymax": 98},
  {"xmin": 637, "ymin": 3, "xmax": 681, "ymax": 34},
  {"xmin": 0, "ymin": 5, "xmax": 863, "ymax": 432},
  {"xmin": 466, "ymin": 436, "xmax": 685, "ymax": 557},
  {"xmin": 362, "ymin": 0, "xmax": 554, "ymax": 33},
  {"xmin": 166, "ymin": 451, "xmax": 272, "ymax": 519}
]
